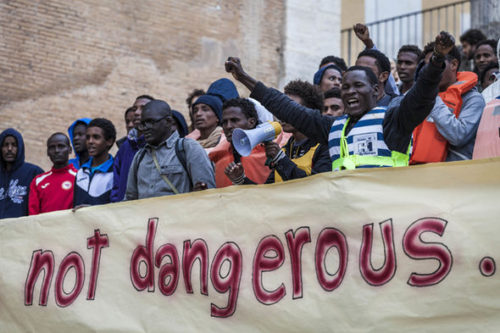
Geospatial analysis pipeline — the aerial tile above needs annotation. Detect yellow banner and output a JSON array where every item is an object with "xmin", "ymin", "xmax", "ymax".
[{"xmin": 1, "ymin": 158, "xmax": 500, "ymax": 332}]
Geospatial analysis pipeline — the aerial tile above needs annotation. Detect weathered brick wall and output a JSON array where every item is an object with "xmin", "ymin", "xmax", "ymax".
[{"xmin": 0, "ymin": 0, "xmax": 285, "ymax": 170}]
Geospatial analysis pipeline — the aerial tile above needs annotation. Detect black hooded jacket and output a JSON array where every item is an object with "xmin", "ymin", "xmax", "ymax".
[{"xmin": 0, "ymin": 129, "xmax": 43, "ymax": 219}]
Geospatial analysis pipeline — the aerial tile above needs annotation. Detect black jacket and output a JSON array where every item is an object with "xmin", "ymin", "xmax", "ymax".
[{"xmin": 267, "ymin": 138, "xmax": 331, "ymax": 183}]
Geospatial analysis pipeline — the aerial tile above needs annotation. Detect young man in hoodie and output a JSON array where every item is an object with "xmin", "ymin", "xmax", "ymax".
[
  {"xmin": 74, "ymin": 118, "xmax": 116, "ymax": 206},
  {"xmin": 68, "ymin": 118, "xmax": 92, "ymax": 169},
  {"xmin": 0, "ymin": 128, "xmax": 43, "ymax": 219},
  {"xmin": 29, "ymin": 133, "xmax": 77, "ymax": 215}
]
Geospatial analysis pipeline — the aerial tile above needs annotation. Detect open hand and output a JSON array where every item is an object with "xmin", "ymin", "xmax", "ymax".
[{"xmin": 434, "ymin": 31, "xmax": 455, "ymax": 56}]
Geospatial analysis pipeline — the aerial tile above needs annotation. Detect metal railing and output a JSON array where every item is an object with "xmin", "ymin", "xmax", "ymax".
[{"xmin": 341, "ymin": 0, "xmax": 471, "ymax": 65}]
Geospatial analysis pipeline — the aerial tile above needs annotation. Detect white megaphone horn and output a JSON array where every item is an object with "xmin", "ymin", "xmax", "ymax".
[{"xmin": 232, "ymin": 121, "xmax": 282, "ymax": 156}]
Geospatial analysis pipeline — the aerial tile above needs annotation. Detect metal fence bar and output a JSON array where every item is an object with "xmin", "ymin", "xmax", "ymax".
[
  {"xmin": 454, "ymin": 4, "xmax": 457, "ymax": 36},
  {"xmin": 340, "ymin": 0, "xmax": 470, "ymax": 65},
  {"xmin": 414, "ymin": 13, "xmax": 418, "ymax": 45},
  {"xmin": 347, "ymin": 29, "xmax": 352, "ymax": 67}
]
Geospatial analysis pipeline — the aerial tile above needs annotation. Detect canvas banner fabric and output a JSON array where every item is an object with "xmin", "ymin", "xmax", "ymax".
[{"xmin": 1, "ymin": 158, "xmax": 500, "ymax": 332}]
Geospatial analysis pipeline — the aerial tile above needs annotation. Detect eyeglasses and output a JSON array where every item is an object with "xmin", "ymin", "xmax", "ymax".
[{"xmin": 138, "ymin": 116, "xmax": 167, "ymax": 130}]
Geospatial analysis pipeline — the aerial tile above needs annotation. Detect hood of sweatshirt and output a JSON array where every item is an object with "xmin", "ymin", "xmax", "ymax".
[
  {"xmin": 68, "ymin": 117, "xmax": 92, "ymax": 161},
  {"xmin": 0, "ymin": 128, "xmax": 25, "ymax": 172}
]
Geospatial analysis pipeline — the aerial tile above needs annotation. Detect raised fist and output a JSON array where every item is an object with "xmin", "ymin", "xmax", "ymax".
[
  {"xmin": 225, "ymin": 57, "xmax": 246, "ymax": 81},
  {"xmin": 353, "ymin": 23, "xmax": 370, "ymax": 42},
  {"xmin": 434, "ymin": 31, "xmax": 455, "ymax": 57}
]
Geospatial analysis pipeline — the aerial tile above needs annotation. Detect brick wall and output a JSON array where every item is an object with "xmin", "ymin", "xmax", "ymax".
[{"xmin": 0, "ymin": 0, "xmax": 285, "ymax": 170}]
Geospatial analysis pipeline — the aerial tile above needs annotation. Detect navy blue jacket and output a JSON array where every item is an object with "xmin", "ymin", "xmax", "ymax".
[
  {"xmin": 110, "ymin": 130, "xmax": 145, "ymax": 202},
  {"xmin": 0, "ymin": 129, "xmax": 43, "ymax": 219},
  {"xmin": 266, "ymin": 138, "xmax": 331, "ymax": 183},
  {"xmin": 74, "ymin": 156, "xmax": 114, "ymax": 206}
]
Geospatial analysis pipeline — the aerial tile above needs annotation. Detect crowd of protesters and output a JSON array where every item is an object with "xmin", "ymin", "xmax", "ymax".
[{"xmin": 0, "ymin": 25, "xmax": 498, "ymax": 219}]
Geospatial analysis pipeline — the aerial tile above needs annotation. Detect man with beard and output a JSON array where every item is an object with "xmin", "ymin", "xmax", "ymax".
[
  {"xmin": 0, "ymin": 129, "xmax": 43, "ymax": 219},
  {"xmin": 459, "ymin": 29, "xmax": 486, "ymax": 71}
]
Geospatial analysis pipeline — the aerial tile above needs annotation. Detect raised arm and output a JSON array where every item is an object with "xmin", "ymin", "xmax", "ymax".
[
  {"xmin": 354, "ymin": 23, "xmax": 400, "ymax": 96},
  {"xmin": 225, "ymin": 57, "xmax": 334, "ymax": 144}
]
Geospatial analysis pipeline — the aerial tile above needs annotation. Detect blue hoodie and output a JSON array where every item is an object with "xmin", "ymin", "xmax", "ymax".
[
  {"xmin": 0, "ymin": 129, "xmax": 43, "ymax": 219},
  {"xmin": 68, "ymin": 118, "xmax": 92, "ymax": 169}
]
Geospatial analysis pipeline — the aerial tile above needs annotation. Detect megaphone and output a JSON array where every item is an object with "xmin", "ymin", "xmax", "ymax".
[{"xmin": 232, "ymin": 121, "xmax": 282, "ymax": 156}]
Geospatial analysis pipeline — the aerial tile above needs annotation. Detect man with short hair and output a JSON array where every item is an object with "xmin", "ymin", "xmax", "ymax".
[
  {"xmin": 68, "ymin": 118, "xmax": 91, "ymax": 169},
  {"xmin": 225, "ymin": 32, "xmax": 455, "ymax": 171},
  {"xmin": 126, "ymin": 100, "xmax": 215, "ymax": 200},
  {"xmin": 132, "ymin": 95, "xmax": 154, "ymax": 132},
  {"xmin": 0, "ymin": 128, "xmax": 43, "ymax": 219},
  {"xmin": 323, "ymin": 88, "xmax": 344, "ymax": 117},
  {"xmin": 209, "ymin": 98, "xmax": 270, "ymax": 187},
  {"xmin": 110, "ymin": 96, "xmax": 153, "ymax": 202},
  {"xmin": 396, "ymin": 45, "xmax": 423, "ymax": 94},
  {"xmin": 474, "ymin": 39, "xmax": 498, "ymax": 74},
  {"xmin": 29, "ymin": 133, "xmax": 76, "ymax": 215},
  {"xmin": 116, "ymin": 106, "xmax": 137, "ymax": 148},
  {"xmin": 356, "ymin": 48, "xmax": 396, "ymax": 106},
  {"xmin": 74, "ymin": 118, "xmax": 116, "ymax": 206},
  {"xmin": 460, "ymin": 29, "xmax": 487, "ymax": 70},
  {"xmin": 409, "ymin": 42, "xmax": 486, "ymax": 163},
  {"xmin": 353, "ymin": 23, "xmax": 400, "ymax": 99}
]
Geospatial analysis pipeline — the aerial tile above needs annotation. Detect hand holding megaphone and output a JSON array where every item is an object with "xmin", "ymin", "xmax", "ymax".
[{"xmin": 232, "ymin": 121, "xmax": 282, "ymax": 156}]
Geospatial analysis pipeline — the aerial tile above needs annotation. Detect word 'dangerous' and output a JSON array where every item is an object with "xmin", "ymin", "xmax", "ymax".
[{"xmin": 129, "ymin": 217, "xmax": 453, "ymax": 317}]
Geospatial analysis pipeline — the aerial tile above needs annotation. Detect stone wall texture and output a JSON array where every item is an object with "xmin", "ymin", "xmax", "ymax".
[{"xmin": 0, "ymin": 0, "xmax": 286, "ymax": 169}]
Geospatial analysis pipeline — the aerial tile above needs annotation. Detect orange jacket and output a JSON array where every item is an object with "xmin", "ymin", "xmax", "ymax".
[
  {"xmin": 410, "ymin": 71, "xmax": 478, "ymax": 164},
  {"xmin": 209, "ymin": 141, "xmax": 271, "ymax": 188}
]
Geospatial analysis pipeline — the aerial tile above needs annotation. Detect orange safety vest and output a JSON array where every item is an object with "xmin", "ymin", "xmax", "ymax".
[
  {"xmin": 410, "ymin": 71, "xmax": 478, "ymax": 164},
  {"xmin": 208, "ymin": 141, "xmax": 271, "ymax": 188}
]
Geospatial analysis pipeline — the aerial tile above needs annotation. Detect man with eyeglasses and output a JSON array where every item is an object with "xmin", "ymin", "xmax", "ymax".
[{"xmin": 125, "ymin": 99, "xmax": 215, "ymax": 200}]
